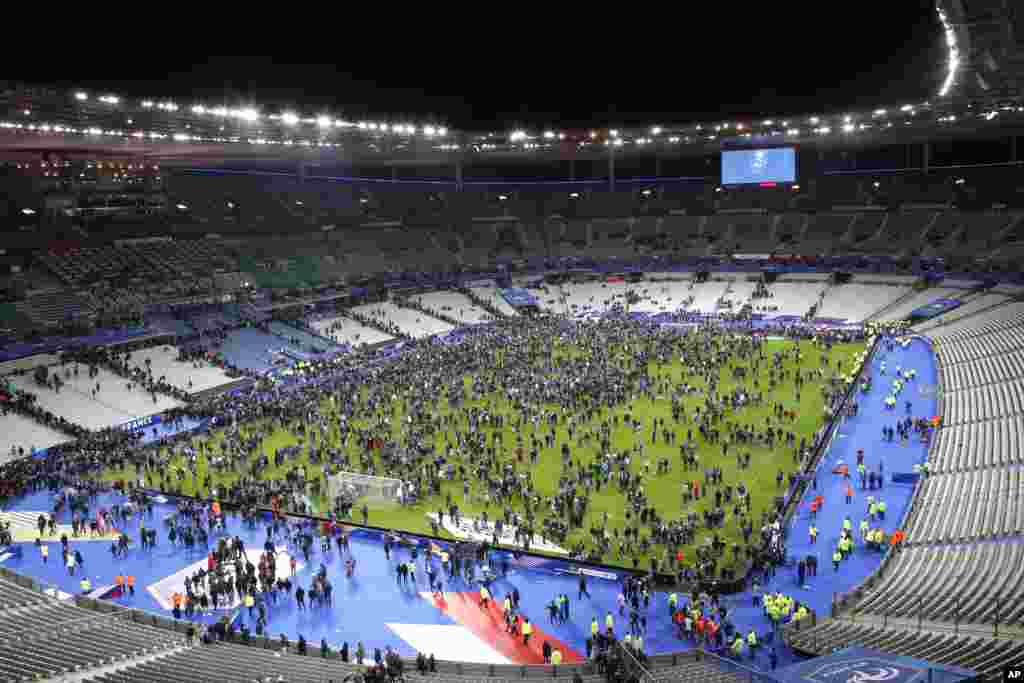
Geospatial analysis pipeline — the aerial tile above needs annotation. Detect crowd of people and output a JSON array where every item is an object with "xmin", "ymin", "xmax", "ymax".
[{"xmin": 0, "ymin": 307, "xmax": 877, "ymax": 677}]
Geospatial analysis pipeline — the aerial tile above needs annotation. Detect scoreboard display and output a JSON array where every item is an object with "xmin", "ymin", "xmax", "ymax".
[{"xmin": 721, "ymin": 147, "xmax": 796, "ymax": 186}]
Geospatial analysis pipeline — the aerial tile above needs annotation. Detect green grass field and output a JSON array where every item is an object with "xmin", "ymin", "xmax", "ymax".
[{"xmin": 97, "ymin": 336, "xmax": 861, "ymax": 572}]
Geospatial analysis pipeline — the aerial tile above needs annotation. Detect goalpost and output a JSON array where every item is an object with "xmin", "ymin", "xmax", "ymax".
[{"xmin": 327, "ymin": 471, "xmax": 404, "ymax": 506}]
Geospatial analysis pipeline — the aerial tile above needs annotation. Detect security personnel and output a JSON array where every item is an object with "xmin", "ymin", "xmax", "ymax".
[
  {"xmin": 808, "ymin": 525, "xmax": 818, "ymax": 544},
  {"xmin": 833, "ymin": 548, "xmax": 842, "ymax": 571},
  {"xmin": 747, "ymin": 629, "xmax": 758, "ymax": 655},
  {"xmin": 80, "ymin": 577, "xmax": 91, "ymax": 593},
  {"xmin": 877, "ymin": 499, "xmax": 887, "ymax": 521},
  {"xmin": 843, "ymin": 516, "xmax": 853, "ymax": 533},
  {"xmin": 479, "ymin": 585, "xmax": 490, "ymax": 608},
  {"xmin": 859, "ymin": 518, "xmax": 869, "ymax": 540},
  {"xmin": 605, "ymin": 611, "xmax": 614, "ymax": 635},
  {"xmin": 551, "ymin": 649, "xmax": 562, "ymax": 666},
  {"xmin": 591, "ymin": 617, "xmax": 599, "ymax": 637},
  {"xmin": 522, "ymin": 618, "xmax": 533, "ymax": 645}
]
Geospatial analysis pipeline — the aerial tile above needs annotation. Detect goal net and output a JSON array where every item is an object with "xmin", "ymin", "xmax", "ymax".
[{"xmin": 327, "ymin": 471, "xmax": 403, "ymax": 507}]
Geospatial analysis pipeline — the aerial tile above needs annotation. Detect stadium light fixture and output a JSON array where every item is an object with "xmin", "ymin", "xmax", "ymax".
[
  {"xmin": 873, "ymin": 109, "xmax": 887, "ymax": 116},
  {"xmin": 20, "ymin": 208, "xmax": 35, "ymax": 215},
  {"xmin": 74, "ymin": 92, "xmax": 88, "ymax": 101},
  {"xmin": 569, "ymin": 192, "xmax": 580, "ymax": 198},
  {"xmin": 498, "ymin": 195, "xmax": 508, "ymax": 201},
  {"xmin": 558, "ymin": 133, "xmax": 565, "ymax": 140},
  {"xmin": 610, "ymin": 129, "xmax": 619, "ymax": 137},
  {"xmin": 99, "ymin": 95, "xmax": 119, "ymax": 104},
  {"xmin": 809, "ymin": 116, "xmax": 820, "ymax": 125},
  {"xmin": 543, "ymin": 131, "xmax": 555, "ymax": 139},
  {"xmin": 786, "ymin": 128, "xmax": 800, "ymax": 136},
  {"xmin": 650, "ymin": 126, "xmax": 662, "ymax": 135},
  {"xmin": 842, "ymin": 123, "xmax": 855, "ymax": 133},
  {"xmin": 423, "ymin": 126, "xmax": 436, "ymax": 135},
  {"xmin": 192, "ymin": 105, "xmax": 206, "ymax": 114},
  {"xmin": 438, "ymin": 127, "xmax": 447, "ymax": 136},
  {"xmin": 955, "ymin": 178, "xmax": 965, "ymax": 185},
  {"xmin": 762, "ymin": 120, "xmax": 773, "ymax": 126},
  {"xmin": 282, "ymin": 112, "xmax": 299, "ymax": 126},
  {"xmin": 176, "ymin": 203, "xmax": 189, "ymax": 210},
  {"xmin": 641, "ymin": 188, "xmax": 653, "ymax": 196},
  {"xmin": 510, "ymin": 130, "xmax": 527, "ymax": 141},
  {"xmin": 317, "ymin": 116, "xmax": 332, "ymax": 128},
  {"xmin": 613, "ymin": 138, "xmax": 623, "ymax": 146},
  {"xmin": 142, "ymin": 100, "xmax": 154, "ymax": 108}
]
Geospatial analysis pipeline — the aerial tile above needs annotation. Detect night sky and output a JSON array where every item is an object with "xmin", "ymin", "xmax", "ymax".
[{"xmin": 18, "ymin": 1, "xmax": 944, "ymax": 132}]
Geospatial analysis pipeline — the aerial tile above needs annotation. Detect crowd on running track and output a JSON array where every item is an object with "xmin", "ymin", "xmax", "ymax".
[{"xmin": 0, "ymin": 310, "xmax": 896, "ymax": 666}]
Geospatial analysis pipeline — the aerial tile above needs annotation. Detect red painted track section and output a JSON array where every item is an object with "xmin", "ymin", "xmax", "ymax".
[{"xmin": 427, "ymin": 591, "xmax": 585, "ymax": 665}]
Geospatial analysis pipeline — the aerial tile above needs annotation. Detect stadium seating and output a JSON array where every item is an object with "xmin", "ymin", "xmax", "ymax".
[
  {"xmin": 0, "ymin": 412, "xmax": 69, "ymax": 460},
  {"xmin": 786, "ymin": 619, "xmax": 1024, "ymax": 680},
  {"xmin": 311, "ymin": 315, "xmax": 396, "ymax": 347},
  {"xmin": 764, "ymin": 279, "xmax": 828, "ymax": 317},
  {"xmin": 351, "ymin": 302, "xmax": 455, "ymax": 339},
  {"xmin": 410, "ymin": 291, "xmax": 494, "ymax": 325},
  {"xmin": 468, "ymin": 287, "xmax": 520, "ymax": 317},
  {"xmin": 816, "ymin": 284, "xmax": 912, "ymax": 322},
  {"xmin": 120, "ymin": 346, "xmax": 236, "ymax": 394},
  {"xmin": 5, "ymin": 364, "xmax": 181, "ymax": 431}
]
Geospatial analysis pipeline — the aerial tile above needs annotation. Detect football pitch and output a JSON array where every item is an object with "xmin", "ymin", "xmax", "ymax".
[{"xmin": 98, "ymin": 336, "xmax": 862, "ymax": 572}]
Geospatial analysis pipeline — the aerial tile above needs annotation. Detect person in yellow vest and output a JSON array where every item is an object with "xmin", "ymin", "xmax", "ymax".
[
  {"xmin": 479, "ymin": 585, "xmax": 490, "ymax": 608},
  {"xmin": 605, "ymin": 611, "xmax": 614, "ymax": 636},
  {"xmin": 551, "ymin": 649, "xmax": 562, "ymax": 666},
  {"xmin": 244, "ymin": 593, "xmax": 255, "ymax": 616},
  {"xmin": 795, "ymin": 605, "xmax": 808, "ymax": 621},
  {"xmin": 859, "ymin": 519, "xmax": 869, "ymax": 540},
  {"xmin": 522, "ymin": 618, "xmax": 533, "ymax": 646},
  {"xmin": 591, "ymin": 617, "xmax": 599, "ymax": 637},
  {"xmin": 833, "ymin": 548, "xmax": 842, "ymax": 571},
  {"xmin": 747, "ymin": 630, "xmax": 757, "ymax": 656},
  {"xmin": 80, "ymin": 577, "xmax": 91, "ymax": 593},
  {"xmin": 877, "ymin": 499, "xmax": 887, "ymax": 521},
  {"xmin": 634, "ymin": 634, "xmax": 643, "ymax": 654},
  {"xmin": 808, "ymin": 525, "xmax": 818, "ymax": 544}
]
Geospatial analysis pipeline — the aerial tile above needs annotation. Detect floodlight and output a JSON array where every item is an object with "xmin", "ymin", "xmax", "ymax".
[
  {"xmin": 544, "ymin": 131, "xmax": 555, "ymax": 139},
  {"xmin": 74, "ymin": 92, "xmax": 88, "ymax": 101},
  {"xmin": 424, "ymin": 126, "xmax": 436, "ymax": 135},
  {"xmin": 20, "ymin": 208, "xmax": 35, "ymax": 215},
  {"xmin": 317, "ymin": 116, "xmax": 332, "ymax": 127},
  {"xmin": 651, "ymin": 126, "xmax": 662, "ymax": 135},
  {"xmin": 282, "ymin": 112, "xmax": 299, "ymax": 125}
]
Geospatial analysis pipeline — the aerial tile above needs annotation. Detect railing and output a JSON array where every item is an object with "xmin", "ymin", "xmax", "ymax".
[{"xmin": 692, "ymin": 646, "xmax": 777, "ymax": 683}]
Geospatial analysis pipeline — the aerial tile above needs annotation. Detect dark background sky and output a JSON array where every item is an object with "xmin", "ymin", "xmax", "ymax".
[{"xmin": 16, "ymin": 1, "xmax": 944, "ymax": 132}]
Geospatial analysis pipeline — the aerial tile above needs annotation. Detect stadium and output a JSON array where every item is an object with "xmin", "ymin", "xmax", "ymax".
[{"xmin": 0, "ymin": 5, "xmax": 1023, "ymax": 682}]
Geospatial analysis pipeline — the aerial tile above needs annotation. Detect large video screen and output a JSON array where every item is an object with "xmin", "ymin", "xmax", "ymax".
[{"xmin": 721, "ymin": 148, "xmax": 796, "ymax": 185}]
